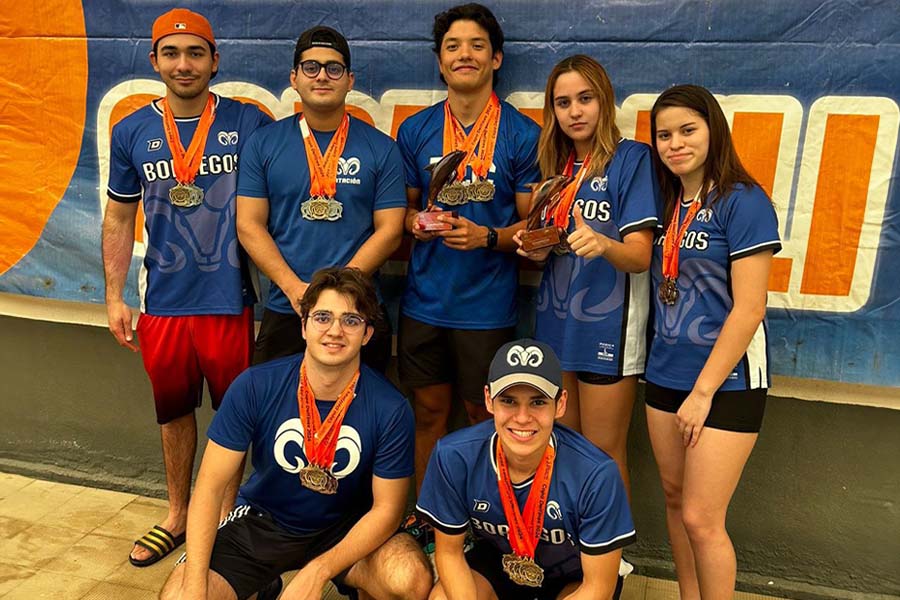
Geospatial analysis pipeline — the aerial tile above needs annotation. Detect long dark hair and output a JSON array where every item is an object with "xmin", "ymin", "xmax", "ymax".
[
  {"xmin": 650, "ymin": 84, "xmax": 759, "ymax": 224},
  {"xmin": 538, "ymin": 55, "xmax": 620, "ymax": 180}
]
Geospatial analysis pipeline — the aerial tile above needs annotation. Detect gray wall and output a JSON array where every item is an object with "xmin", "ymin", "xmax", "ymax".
[{"xmin": 1, "ymin": 315, "xmax": 898, "ymax": 599}]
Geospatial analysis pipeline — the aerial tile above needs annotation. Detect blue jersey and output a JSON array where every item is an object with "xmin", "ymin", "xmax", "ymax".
[
  {"xmin": 397, "ymin": 100, "xmax": 541, "ymax": 329},
  {"xmin": 646, "ymin": 184, "xmax": 781, "ymax": 391},
  {"xmin": 237, "ymin": 114, "xmax": 407, "ymax": 313},
  {"xmin": 108, "ymin": 95, "xmax": 271, "ymax": 315},
  {"xmin": 535, "ymin": 141, "xmax": 659, "ymax": 376},
  {"xmin": 416, "ymin": 421, "xmax": 635, "ymax": 580},
  {"xmin": 207, "ymin": 354, "xmax": 415, "ymax": 535}
]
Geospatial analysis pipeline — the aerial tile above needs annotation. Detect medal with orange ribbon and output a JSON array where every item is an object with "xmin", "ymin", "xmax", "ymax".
[
  {"xmin": 660, "ymin": 188, "xmax": 704, "ymax": 305},
  {"xmin": 496, "ymin": 437, "xmax": 555, "ymax": 588},
  {"xmin": 439, "ymin": 93, "xmax": 501, "ymax": 205},
  {"xmin": 296, "ymin": 360, "xmax": 360, "ymax": 494},
  {"xmin": 161, "ymin": 94, "xmax": 216, "ymax": 208},
  {"xmin": 299, "ymin": 113, "xmax": 350, "ymax": 221}
]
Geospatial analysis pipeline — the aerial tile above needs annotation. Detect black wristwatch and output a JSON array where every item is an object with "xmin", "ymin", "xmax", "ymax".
[{"xmin": 485, "ymin": 226, "xmax": 498, "ymax": 249}]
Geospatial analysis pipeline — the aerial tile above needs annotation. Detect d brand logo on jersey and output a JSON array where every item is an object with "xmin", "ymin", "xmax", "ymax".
[{"xmin": 147, "ymin": 138, "xmax": 163, "ymax": 152}]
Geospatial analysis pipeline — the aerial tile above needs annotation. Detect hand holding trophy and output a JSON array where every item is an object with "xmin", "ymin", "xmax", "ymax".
[
  {"xmin": 416, "ymin": 150, "xmax": 467, "ymax": 232},
  {"xmin": 518, "ymin": 175, "xmax": 571, "ymax": 251}
]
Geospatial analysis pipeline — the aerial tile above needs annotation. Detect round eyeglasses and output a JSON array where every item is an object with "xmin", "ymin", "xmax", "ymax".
[
  {"xmin": 298, "ymin": 60, "xmax": 347, "ymax": 80},
  {"xmin": 307, "ymin": 310, "xmax": 366, "ymax": 332}
]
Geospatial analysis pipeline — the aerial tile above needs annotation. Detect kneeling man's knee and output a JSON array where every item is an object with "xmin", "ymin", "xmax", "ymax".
[{"xmin": 379, "ymin": 535, "xmax": 434, "ymax": 600}]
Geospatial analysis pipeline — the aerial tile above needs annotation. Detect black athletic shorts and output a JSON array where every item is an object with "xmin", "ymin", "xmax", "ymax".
[
  {"xmin": 397, "ymin": 314, "xmax": 514, "ymax": 403},
  {"xmin": 466, "ymin": 539, "xmax": 580, "ymax": 600},
  {"xmin": 576, "ymin": 371, "xmax": 625, "ymax": 385},
  {"xmin": 644, "ymin": 381, "xmax": 767, "ymax": 433},
  {"xmin": 178, "ymin": 505, "xmax": 360, "ymax": 600},
  {"xmin": 252, "ymin": 304, "xmax": 393, "ymax": 373}
]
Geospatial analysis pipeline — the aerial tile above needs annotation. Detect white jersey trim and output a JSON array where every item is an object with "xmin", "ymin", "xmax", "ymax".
[
  {"xmin": 621, "ymin": 271, "xmax": 650, "ymax": 376},
  {"xmin": 746, "ymin": 320, "xmax": 769, "ymax": 388},
  {"xmin": 138, "ymin": 216, "xmax": 149, "ymax": 313},
  {"xmin": 107, "ymin": 187, "xmax": 142, "ymax": 199},
  {"xmin": 415, "ymin": 504, "xmax": 468, "ymax": 531},
  {"xmin": 619, "ymin": 215, "xmax": 657, "ymax": 235},
  {"xmin": 580, "ymin": 528, "xmax": 637, "ymax": 549},
  {"xmin": 730, "ymin": 239, "xmax": 781, "ymax": 259}
]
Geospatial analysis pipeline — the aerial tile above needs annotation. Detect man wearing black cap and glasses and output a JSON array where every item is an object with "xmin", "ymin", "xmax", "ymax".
[
  {"xmin": 416, "ymin": 339, "xmax": 636, "ymax": 599},
  {"xmin": 237, "ymin": 26, "xmax": 407, "ymax": 371}
]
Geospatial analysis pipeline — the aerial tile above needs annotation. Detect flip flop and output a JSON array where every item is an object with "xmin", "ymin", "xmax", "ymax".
[{"xmin": 129, "ymin": 524, "xmax": 185, "ymax": 567}]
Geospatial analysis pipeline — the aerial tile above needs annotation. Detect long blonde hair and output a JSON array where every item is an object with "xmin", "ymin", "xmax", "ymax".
[{"xmin": 538, "ymin": 54, "xmax": 620, "ymax": 179}]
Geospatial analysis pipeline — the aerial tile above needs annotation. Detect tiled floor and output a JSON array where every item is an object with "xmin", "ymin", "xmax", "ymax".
[{"xmin": 0, "ymin": 472, "xmax": 784, "ymax": 599}]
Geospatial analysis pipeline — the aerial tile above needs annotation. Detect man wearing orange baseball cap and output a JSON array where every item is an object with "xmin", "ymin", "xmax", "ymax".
[{"xmin": 102, "ymin": 7, "xmax": 271, "ymax": 568}]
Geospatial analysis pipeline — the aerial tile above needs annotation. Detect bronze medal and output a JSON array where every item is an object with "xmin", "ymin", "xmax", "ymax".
[
  {"xmin": 659, "ymin": 277, "xmax": 679, "ymax": 305},
  {"xmin": 471, "ymin": 179, "xmax": 495, "ymax": 202},
  {"xmin": 169, "ymin": 183, "xmax": 204, "ymax": 208},
  {"xmin": 438, "ymin": 181, "xmax": 466, "ymax": 206},
  {"xmin": 502, "ymin": 553, "xmax": 544, "ymax": 588},
  {"xmin": 299, "ymin": 464, "xmax": 338, "ymax": 495}
]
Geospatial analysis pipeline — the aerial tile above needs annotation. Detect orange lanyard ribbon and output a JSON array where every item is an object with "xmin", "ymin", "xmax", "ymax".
[
  {"xmin": 496, "ymin": 439, "xmax": 556, "ymax": 560},
  {"xmin": 296, "ymin": 361, "xmax": 359, "ymax": 470},
  {"xmin": 300, "ymin": 113, "xmax": 350, "ymax": 199},
  {"xmin": 442, "ymin": 93, "xmax": 501, "ymax": 182},
  {"xmin": 662, "ymin": 190, "xmax": 703, "ymax": 281},
  {"xmin": 551, "ymin": 153, "xmax": 592, "ymax": 230},
  {"xmin": 160, "ymin": 94, "xmax": 216, "ymax": 185}
]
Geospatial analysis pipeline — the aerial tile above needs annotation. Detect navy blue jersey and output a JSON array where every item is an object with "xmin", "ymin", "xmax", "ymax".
[
  {"xmin": 397, "ymin": 100, "xmax": 541, "ymax": 329},
  {"xmin": 237, "ymin": 114, "xmax": 407, "ymax": 313},
  {"xmin": 646, "ymin": 184, "xmax": 782, "ymax": 391},
  {"xmin": 416, "ymin": 421, "xmax": 635, "ymax": 580},
  {"xmin": 535, "ymin": 141, "xmax": 659, "ymax": 376},
  {"xmin": 108, "ymin": 95, "xmax": 271, "ymax": 315},
  {"xmin": 208, "ymin": 354, "xmax": 414, "ymax": 534}
]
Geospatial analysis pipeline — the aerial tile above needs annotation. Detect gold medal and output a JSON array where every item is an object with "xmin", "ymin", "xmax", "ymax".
[
  {"xmin": 299, "ymin": 464, "xmax": 338, "ymax": 495},
  {"xmin": 301, "ymin": 196, "xmax": 343, "ymax": 221},
  {"xmin": 438, "ymin": 181, "xmax": 466, "ymax": 206},
  {"xmin": 659, "ymin": 277, "xmax": 679, "ymax": 305},
  {"xmin": 502, "ymin": 553, "xmax": 544, "ymax": 588},
  {"xmin": 471, "ymin": 178, "xmax": 495, "ymax": 202},
  {"xmin": 169, "ymin": 183, "xmax": 204, "ymax": 208}
]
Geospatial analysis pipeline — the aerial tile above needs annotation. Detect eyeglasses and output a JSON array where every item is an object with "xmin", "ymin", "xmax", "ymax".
[
  {"xmin": 297, "ymin": 60, "xmax": 347, "ymax": 80},
  {"xmin": 307, "ymin": 310, "xmax": 366, "ymax": 332}
]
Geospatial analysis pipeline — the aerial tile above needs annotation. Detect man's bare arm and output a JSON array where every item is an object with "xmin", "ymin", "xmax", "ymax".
[{"xmin": 101, "ymin": 198, "xmax": 140, "ymax": 351}]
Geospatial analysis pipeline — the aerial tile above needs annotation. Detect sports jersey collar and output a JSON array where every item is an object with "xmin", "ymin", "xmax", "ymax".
[
  {"xmin": 489, "ymin": 430, "xmax": 558, "ymax": 490},
  {"xmin": 151, "ymin": 92, "xmax": 221, "ymax": 121}
]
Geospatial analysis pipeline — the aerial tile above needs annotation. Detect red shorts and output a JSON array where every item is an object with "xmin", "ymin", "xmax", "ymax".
[{"xmin": 137, "ymin": 309, "xmax": 253, "ymax": 424}]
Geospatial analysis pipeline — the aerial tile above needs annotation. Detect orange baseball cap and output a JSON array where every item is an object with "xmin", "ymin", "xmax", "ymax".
[{"xmin": 152, "ymin": 8, "xmax": 216, "ymax": 49}]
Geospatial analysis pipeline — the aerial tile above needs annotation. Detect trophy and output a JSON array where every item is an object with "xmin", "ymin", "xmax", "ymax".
[
  {"xmin": 519, "ymin": 175, "xmax": 571, "ymax": 252},
  {"xmin": 416, "ymin": 150, "xmax": 467, "ymax": 231}
]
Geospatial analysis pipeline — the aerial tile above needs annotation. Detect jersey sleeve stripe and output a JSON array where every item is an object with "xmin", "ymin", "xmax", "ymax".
[
  {"xmin": 579, "ymin": 529, "xmax": 637, "ymax": 555},
  {"xmin": 414, "ymin": 505, "xmax": 468, "ymax": 534},
  {"xmin": 730, "ymin": 240, "xmax": 782, "ymax": 260},
  {"xmin": 619, "ymin": 216, "xmax": 659, "ymax": 237},
  {"xmin": 107, "ymin": 188, "xmax": 142, "ymax": 202}
]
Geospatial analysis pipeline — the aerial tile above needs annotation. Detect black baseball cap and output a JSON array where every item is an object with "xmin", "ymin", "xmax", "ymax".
[
  {"xmin": 488, "ymin": 339, "xmax": 562, "ymax": 400},
  {"xmin": 294, "ymin": 26, "xmax": 351, "ymax": 71}
]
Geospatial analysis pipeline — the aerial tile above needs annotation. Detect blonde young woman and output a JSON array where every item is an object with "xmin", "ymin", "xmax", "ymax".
[
  {"xmin": 646, "ymin": 84, "xmax": 781, "ymax": 599},
  {"xmin": 515, "ymin": 55, "xmax": 658, "ymax": 499}
]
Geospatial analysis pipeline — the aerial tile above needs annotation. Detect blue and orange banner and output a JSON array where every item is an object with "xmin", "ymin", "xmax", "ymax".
[{"xmin": 1, "ymin": 0, "xmax": 898, "ymax": 386}]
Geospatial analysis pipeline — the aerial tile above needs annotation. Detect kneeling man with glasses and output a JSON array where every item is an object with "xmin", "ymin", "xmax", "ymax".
[{"xmin": 161, "ymin": 268, "xmax": 431, "ymax": 600}]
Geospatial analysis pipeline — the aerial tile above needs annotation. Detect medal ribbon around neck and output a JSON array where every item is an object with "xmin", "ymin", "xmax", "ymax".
[
  {"xmin": 296, "ymin": 360, "xmax": 360, "ymax": 473},
  {"xmin": 160, "ymin": 94, "xmax": 216, "ymax": 185},
  {"xmin": 662, "ymin": 188, "xmax": 704, "ymax": 284},
  {"xmin": 495, "ymin": 438, "xmax": 556, "ymax": 561},
  {"xmin": 300, "ymin": 113, "xmax": 350, "ymax": 199},
  {"xmin": 551, "ymin": 152, "xmax": 592, "ymax": 230},
  {"xmin": 442, "ymin": 92, "xmax": 501, "ymax": 182}
]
